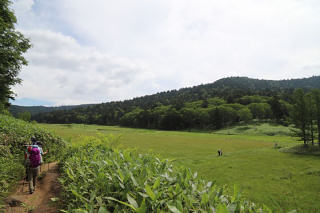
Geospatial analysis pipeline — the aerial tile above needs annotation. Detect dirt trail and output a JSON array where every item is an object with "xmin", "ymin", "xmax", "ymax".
[{"xmin": 4, "ymin": 162, "xmax": 60, "ymax": 213}]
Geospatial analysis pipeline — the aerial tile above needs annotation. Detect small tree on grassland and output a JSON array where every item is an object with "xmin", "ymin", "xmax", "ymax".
[
  {"xmin": 312, "ymin": 89, "xmax": 320, "ymax": 146},
  {"xmin": 290, "ymin": 89, "xmax": 320, "ymax": 146},
  {"xmin": 290, "ymin": 89, "xmax": 308, "ymax": 144},
  {"xmin": 18, "ymin": 111, "xmax": 31, "ymax": 122}
]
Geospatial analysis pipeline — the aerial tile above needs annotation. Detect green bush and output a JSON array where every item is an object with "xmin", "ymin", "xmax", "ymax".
[
  {"xmin": 0, "ymin": 114, "xmax": 65, "ymax": 199},
  {"xmin": 59, "ymin": 140, "xmax": 271, "ymax": 212},
  {"xmin": 0, "ymin": 149, "xmax": 24, "ymax": 197}
]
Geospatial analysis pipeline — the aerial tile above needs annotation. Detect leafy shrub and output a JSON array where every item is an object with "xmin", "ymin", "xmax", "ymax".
[
  {"xmin": 0, "ymin": 145, "xmax": 24, "ymax": 198},
  {"xmin": 0, "ymin": 114, "xmax": 65, "ymax": 199},
  {"xmin": 59, "ymin": 138, "xmax": 271, "ymax": 212}
]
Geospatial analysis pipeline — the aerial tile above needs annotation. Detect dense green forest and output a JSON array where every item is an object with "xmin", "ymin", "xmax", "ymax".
[
  {"xmin": 31, "ymin": 76, "xmax": 320, "ymax": 135},
  {"xmin": 9, "ymin": 104, "xmax": 95, "ymax": 118}
]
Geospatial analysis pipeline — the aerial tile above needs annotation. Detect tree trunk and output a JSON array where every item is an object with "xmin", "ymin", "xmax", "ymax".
[
  {"xmin": 311, "ymin": 121, "xmax": 314, "ymax": 146},
  {"xmin": 302, "ymin": 126, "xmax": 307, "ymax": 145}
]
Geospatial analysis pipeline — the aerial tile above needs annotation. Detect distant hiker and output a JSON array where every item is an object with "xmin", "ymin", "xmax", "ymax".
[
  {"xmin": 27, "ymin": 145, "xmax": 41, "ymax": 194},
  {"xmin": 218, "ymin": 149, "xmax": 223, "ymax": 156}
]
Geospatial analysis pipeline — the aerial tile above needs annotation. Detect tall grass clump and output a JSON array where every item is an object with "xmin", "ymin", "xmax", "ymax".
[
  {"xmin": 59, "ymin": 137, "xmax": 271, "ymax": 212},
  {"xmin": 0, "ymin": 114, "xmax": 65, "ymax": 202}
]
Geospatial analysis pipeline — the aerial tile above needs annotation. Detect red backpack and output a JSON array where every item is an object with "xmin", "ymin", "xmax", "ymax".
[{"xmin": 29, "ymin": 147, "xmax": 41, "ymax": 168}]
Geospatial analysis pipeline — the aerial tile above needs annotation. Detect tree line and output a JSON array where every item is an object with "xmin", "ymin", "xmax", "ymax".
[
  {"xmin": 118, "ymin": 96, "xmax": 290, "ymax": 130},
  {"xmin": 31, "ymin": 75, "xmax": 320, "ymax": 128},
  {"xmin": 32, "ymin": 88, "xmax": 320, "ymax": 146},
  {"xmin": 33, "ymin": 95, "xmax": 291, "ymax": 130}
]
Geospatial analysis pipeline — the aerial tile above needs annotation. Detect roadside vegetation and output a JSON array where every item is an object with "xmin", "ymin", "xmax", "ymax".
[{"xmin": 0, "ymin": 114, "xmax": 65, "ymax": 207}]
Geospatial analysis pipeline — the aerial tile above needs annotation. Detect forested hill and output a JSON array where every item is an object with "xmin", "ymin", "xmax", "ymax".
[
  {"xmin": 9, "ymin": 104, "xmax": 95, "ymax": 117},
  {"xmin": 32, "ymin": 76, "xmax": 320, "ymax": 129},
  {"xmin": 211, "ymin": 76, "xmax": 320, "ymax": 91}
]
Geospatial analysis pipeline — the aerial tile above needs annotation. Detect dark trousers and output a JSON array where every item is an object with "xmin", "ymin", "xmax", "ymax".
[{"xmin": 28, "ymin": 166, "xmax": 39, "ymax": 192}]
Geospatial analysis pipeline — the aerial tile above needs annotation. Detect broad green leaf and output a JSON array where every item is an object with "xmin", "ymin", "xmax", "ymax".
[
  {"xmin": 119, "ymin": 182, "xmax": 125, "ymax": 189},
  {"xmin": 105, "ymin": 196, "xmax": 136, "ymax": 211},
  {"xmin": 216, "ymin": 204, "xmax": 229, "ymax": 213},
  {"xmin": 263, "ymin": 204, "xmax": 274, "ymax": 213},
  {"xmin": 117, "ymin": 169, "xmax": 124, "ymax": 182},
  {"xmin": 136, "ymin": 198, "xmax": 147, "ymax": 213},
  {"xmin": 175, "ymin": 200, "xmax": 183, "ymax": 212},
  {"xmin": 155, "ymin": 190, "xmax": 163, "ymax": 200},
  {"xmin": 138, "ymin": 192, "xmax": 149, "ymax": 198},
  {"xmin": 153, "ymin": 177, "xmax": 161, "ymax": 189},
  {"xmin": 71, "ymin": 189, "xmax": 89, "ymax": 202},
  {"xmin": 66, "ymin": 168, "xmax": 75, "ymax": 181},
  {"xmin": 175, "ymin": 183, "xmax": 181, "ymax": 193},
  {"xmin": 98, "ymin": 206, "xmax": 109, "ymax": 213},
  {"xmin": 167, "ymin": 204, "xmax": 181, "ymax": 213},
  {"xmin": 130, "ymin": 172, "xmax": 139, "ymax": 187},
  {"xmin": 73, "ymin": 208, "xmax": 89, "ymax": 213},
  {"xmin": 145, "ymin": 184, "xmax": 156, "ymax": 201},
  {"xmin": 193, "ymin": 172, "xmax": 198, "ymax": 179},
  {"xmin": 127, "ymin": 193, "xmax": 139, "ymax": 209},
  {"xmin": 232, "ymin": 184, "xmax": 239, "ymax": 202},
  {"xmin": 96, "ymin": 196, "xmax": 103, "ymax": 206},
  {"xmin": 90, "ymin": 191, "xmax": 97, "ymax": 202},
  {"xmin": 201, "ymin": 193, "xmax": 209, "ymax": 206}
]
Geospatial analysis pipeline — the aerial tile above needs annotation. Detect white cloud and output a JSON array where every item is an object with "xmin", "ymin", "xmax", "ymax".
[
  {"xmin": 13, "ymin": 30, "xmax": 155, "ymax": 105},
  {"xmin": 12, "ymin": 0, "xmax": 320, "ymax": 105}
]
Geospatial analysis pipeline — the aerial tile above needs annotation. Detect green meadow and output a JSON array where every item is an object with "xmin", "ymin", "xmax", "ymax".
[{"xmin": 39, "ymin": 123, "xmax": 320, "ymax": 212}]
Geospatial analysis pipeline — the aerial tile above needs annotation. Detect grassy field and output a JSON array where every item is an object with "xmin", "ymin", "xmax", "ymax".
[{"xmin": 39, "ymin": 123, "xmax": 320, "ymax": 212}]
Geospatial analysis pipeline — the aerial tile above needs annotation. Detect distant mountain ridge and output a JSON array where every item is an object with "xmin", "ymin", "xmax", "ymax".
[
  {"xmin": 115, "ymin": 75, "xmax": 320, "ymax": 108},
  {"xmin": 9, "ymin": 104, "xmax": 95, "ymax": 117},
  {"xmin": 212, "ymin": 76, "xmax": 320, "ymax": 90}
]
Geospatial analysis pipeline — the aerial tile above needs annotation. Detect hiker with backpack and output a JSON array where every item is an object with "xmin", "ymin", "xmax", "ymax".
[
  {"xmin": 31, "ymin": 137, "xmax": 48, "ymax": 165},
  {"xmin": 24, "ymin": 137, "xmax": 48, "ymax": 194},
  {"xmin": 26, "ymin": 145, "xmax": 41, "ymax": 194}
]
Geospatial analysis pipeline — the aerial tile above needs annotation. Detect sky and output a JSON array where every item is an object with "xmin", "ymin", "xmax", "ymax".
[{"xmin": 10, "ymin": 0, "xmax": 320, "ymax": 106}]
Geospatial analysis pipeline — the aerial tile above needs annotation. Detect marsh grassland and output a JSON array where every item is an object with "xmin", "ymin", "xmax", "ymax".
[{"xmin": 39, "ymin": 123, "xmax": 320, "ymax": 212}]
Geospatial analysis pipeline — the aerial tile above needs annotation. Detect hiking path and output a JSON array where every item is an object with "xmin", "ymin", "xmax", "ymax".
[{"xmin": 4, "ymin": 162, "xmax": 60, "ymax": 213}]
